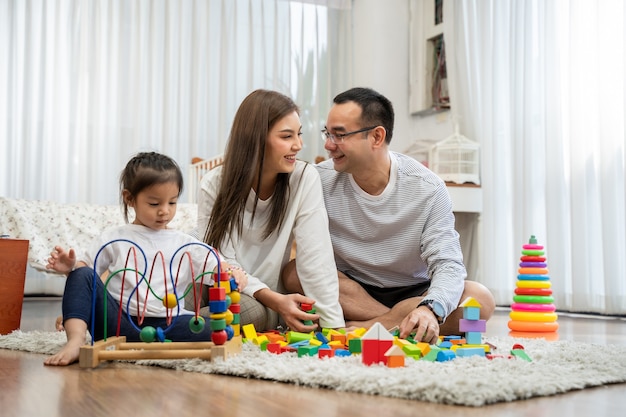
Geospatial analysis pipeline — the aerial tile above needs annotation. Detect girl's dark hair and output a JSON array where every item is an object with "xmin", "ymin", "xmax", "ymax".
[
  {"xmin": 119, "ymin": 151, "xmax": 184, "ymax": 222},
  {"xmin": 333, "ymin": 87, "xmax": 395, "ymax": 144},
  {"xmin": 204, "ymin": 89, "xmax": 299, "ymax": 248}
]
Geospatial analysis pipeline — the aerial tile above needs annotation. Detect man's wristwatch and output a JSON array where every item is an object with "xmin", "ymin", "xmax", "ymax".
[{"xmin": 417, "ymin": 299, "xmax": 445, "ymax": 324}]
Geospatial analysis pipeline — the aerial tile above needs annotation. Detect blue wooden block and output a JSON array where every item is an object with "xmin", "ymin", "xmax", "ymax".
[
  {"xmin": 455, "ymin": 347, "xmax": 486, "ymax": 357},
  {"xmin": 436, "ymin": 350, "xmax": 456, "ymax": 362},
  {"xmin": 463, "ymin": 306, "xmax": 480, "ymax": 320},
  {"xmin": 465, "ymin": 331, "xmax": 482, "ymax": 345}
]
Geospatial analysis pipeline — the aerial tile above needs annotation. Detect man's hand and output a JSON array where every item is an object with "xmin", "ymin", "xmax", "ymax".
[{"xmin": 399, "ymin": 305, "xmax": 440, "ymax": 344}]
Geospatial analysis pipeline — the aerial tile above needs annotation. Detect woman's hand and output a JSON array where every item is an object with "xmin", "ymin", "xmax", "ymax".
[
  {"xmin": 255, "ymin": 290, "xmax": 320, "ymax": 333},
  {"xmin": 278, "ymin": 293, "xmax": 320, "ymax": 332}
]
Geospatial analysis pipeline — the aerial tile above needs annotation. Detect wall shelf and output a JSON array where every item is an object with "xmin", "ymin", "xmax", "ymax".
[{"xmin": 446, "ymin": 183, "xmax": 482, "ymax": 213}]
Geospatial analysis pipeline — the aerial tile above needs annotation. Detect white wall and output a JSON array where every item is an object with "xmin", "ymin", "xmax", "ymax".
[
  {"xmin": 351, "ymin": 0, "xmax": 455, "ymax": 155},
  {"xmin": 351, "ymin": 0, "xmax": 479, "ymax": 280}
]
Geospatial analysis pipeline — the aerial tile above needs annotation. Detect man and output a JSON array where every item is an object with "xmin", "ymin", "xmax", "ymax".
[{"xmin": 283, "ymin": 87, "xmax": 495, "ymax": 343}]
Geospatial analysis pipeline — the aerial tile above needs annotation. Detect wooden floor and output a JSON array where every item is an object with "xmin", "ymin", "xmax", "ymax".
[{"xmin": 1, "ymin": 298, "xmax": 625, "ymax": 417}]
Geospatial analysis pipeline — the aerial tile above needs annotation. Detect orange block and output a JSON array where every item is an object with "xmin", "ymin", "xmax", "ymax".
[
  {"xmin": 387, "ymin": 355, "xmax": 404, "ymax": 368},
  {"xmin": 331, "ymin": 334, "xmax": 347, "ymax": 346}
]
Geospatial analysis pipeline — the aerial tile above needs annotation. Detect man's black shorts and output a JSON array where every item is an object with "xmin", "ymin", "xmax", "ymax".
[{"xmin": 352, "ymin": 278, "xmax": 430, "ymax": 309}]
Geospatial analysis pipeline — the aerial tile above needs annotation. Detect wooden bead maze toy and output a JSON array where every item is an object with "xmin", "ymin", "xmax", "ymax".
[{"xmin": 79, "ymin": 239, "xmax": 242, "ymax": 368}]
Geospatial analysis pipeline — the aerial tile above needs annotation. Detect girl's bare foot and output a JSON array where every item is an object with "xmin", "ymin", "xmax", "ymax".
[
  {"xmin": 55, "ymin": 315, "xmax": 64, "ymax": 331},
  {"xmin": 44, "ymin": 318, "xmax": 88, "ymax": 366},
  {"xmin": 44, "ymin": 339, "xmax": 84, "ymax": 366}
]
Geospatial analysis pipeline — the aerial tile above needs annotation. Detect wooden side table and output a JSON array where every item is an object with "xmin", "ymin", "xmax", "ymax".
[{"xmin": 0, "ymin": 239, "xmax": 29, "ymax": 334}]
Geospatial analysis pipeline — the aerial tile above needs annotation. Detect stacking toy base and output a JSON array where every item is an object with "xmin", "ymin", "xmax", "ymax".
[{"xmin": 508, "ymin": 320, "xmax": 559, "ymax": 332}]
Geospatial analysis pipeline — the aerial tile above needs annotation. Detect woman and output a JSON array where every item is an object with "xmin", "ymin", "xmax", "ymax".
[{"xmin": 195, "ymin": 89, "xmax": 344, "ymax": 332}]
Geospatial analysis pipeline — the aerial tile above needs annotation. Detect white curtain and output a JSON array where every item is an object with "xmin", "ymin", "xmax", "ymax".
[
  {"xmin": 0, "ymin": 0, "xmax": 352, "ymax": 205},
  {"xmin": 447, "ymin": 0, "xmax": 625, "ymax": 314}
]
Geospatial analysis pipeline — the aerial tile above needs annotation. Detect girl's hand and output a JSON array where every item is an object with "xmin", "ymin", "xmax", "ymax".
[
  {"xmin": 229, "ymin": 267, "xmax": 248, "ymax": 291},
  {"xmin": 220, "ymin": 262, "xmax": 248, "ymax": 291},
  {"xmin": 46, "ymin": 246, "xmax": 77, "ymax": 275}
]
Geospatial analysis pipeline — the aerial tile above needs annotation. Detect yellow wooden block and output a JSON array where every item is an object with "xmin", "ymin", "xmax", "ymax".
[
  {"xmin": 252, "ymin": 335, "xmax": 269, "ymax": 346},
  {"xmin": 416, "ymin": 342, "xmax": 431, "ymax": 356},
  {"xmin": 210, "ymin": 312, "xmax": 226, "ymax": 320},
  {"xmin": 309, "ymin": 338, "xmax": 323, "ymax": 347},
  {"xmin": 214, "ymin": 280, "xmax": 231, "ymax": 293},
  {"xmin": 352, "ymin": 327, "xmax": 368, "ymax": 337},
  {"xmin": 242, "ymin": 323, "xmax": 257, "ymax": 340},
  {"xmin": 450, "ymin": 343, "xmax": 491, "ymax": 352}
]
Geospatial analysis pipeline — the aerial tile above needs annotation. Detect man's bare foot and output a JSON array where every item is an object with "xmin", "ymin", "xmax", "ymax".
[
  {"xmin": 346, "ymin": 319, "xmax": 376, "ymax": 329},
  {"xmin": 44, "ymin": 339, "xmax": 84, "ymax": 366}
]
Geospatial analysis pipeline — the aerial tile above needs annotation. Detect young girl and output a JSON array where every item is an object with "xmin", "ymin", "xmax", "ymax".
[
  {"xmin": 45, "ymin": 152, "xmax": 246, "ymax": 366},
  {"xmin": 196, "ymin": 89, "xmax": 345, "ymax": 332}
]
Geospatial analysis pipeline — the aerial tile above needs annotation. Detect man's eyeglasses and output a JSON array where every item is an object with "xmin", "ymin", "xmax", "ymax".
[{"xmin": 320, "ymin": 126, "xmax": 378, "ymax": 144}]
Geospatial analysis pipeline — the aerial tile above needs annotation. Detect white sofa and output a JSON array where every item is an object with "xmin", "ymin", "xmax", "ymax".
[{"xmin": 0, "ymin": 197, "xmax": 198, "ymax": 296}]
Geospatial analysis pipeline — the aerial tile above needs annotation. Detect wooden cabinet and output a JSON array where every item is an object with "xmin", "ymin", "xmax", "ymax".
[{"xmin": 0, "ymin": 239, "xmax": 29, "ymax": 334}]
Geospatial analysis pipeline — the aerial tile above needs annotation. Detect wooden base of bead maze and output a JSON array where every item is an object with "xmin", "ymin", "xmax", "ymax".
[{"xmin": 79, "ymin": 335, "xmax": 242, "ymax": 368}]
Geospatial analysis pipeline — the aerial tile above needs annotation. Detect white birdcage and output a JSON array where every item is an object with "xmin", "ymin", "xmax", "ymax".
[
  {"xmin": 429, "ymin": 125, "xmax": 480, "ymax": 185},
  {"xmin": 404, "ymin": 139, "xmax": 438, "ymax": 168}
]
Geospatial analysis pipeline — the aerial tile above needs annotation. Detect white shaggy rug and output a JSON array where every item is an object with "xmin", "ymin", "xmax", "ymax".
[{"xmin": 2, "ymin": 330, "xmax": 626, "ymax": 406}]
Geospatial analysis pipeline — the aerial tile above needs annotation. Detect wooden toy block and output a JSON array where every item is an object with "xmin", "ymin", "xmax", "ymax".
[
  {"xmin": 266, "ymin": 343, "xmax": 281, "ymax": 354},
  {"xmin": 416, "ymin": 342, "xmax": 431, "ymax": 356},
  {"xmin": 454, "ymin": 347, "xmax": 486, "ymax": 357},
  {"xmin": 465, "ymin": 331, "xmax": 482, "ymax": 345},
  {"xmin": 315, "ymin": 332, "xmax": 329, "ymax": 344},
  {"xmin": 422, "ymin": 346, "xmax": 441, "ymax": 362},
  {"xmin": 459, "ymin": 296, "xmax": 482, "ymax": 308},
  {"xmin": 402, "ymin": 344, "xmax": 423, "ymax": 358},
  {"xmin": 511, "ymin": 348, "xmax": 532, "ymax": 362},
  {"xmin": 351, "ymin": 327, "xmax": 368, "ymax": 337},
  {"xmin": 209, "ymin": 286, "xmax": 226, "ymax": 300},
  {"xmin": 297, "ymin": 345, "xmax": 319, "ymax": 357},
  {"xmin": 436, "ymin": 349, "xmax": 456, "ymax": 362},
  {"xmin": 463, "ymin": 306, "xmax": 480, "ymax": 320},
  {"xmin": 318, "ymin": 347, "xmax": 334, "ymax": 359},
  {"xmin": 348, "ymin": 338, "xmax": 362, "ymax": 354},
  {"xmin": 361, "ymin": 339, "xmax": 382, "ymax": 365},
  {"xmin": 439, "ymin": 341, "xmax": 453, "ymax": 349},
  {"xmin": 486, "ymin": 353, "xmax": 513, "ymax": 360},
  {"xmin": 331, "ymin": 333, "xmax": 347, "ymax": 345},
  {"xmin": 252, "ymin": 335, "xmax": 269, "ymax": 346},
  {"xmin": 384, "ymin": 345, "xmax": 405, "ymax": 368},
  {"xmin": 335, "ymin": 349, "xmax": 352, "ymax": 357},
  {"xmin": 242, "ymin": 323, "xmax": 257, "ymax": 340},
  {"xmin": 459, "ymin": 318, "xmax": 486, "ymax": 332},
  {"xmin": 286, "ymin": 331, "xmax": 313, "ymax": 343},
  {"xmin": 309, "ymin": 338, "xmax": 323, "ymax": 347}
]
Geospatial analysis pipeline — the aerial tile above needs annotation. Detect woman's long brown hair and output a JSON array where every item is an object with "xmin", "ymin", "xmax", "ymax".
[{"xmin": 203, "ymin": 89, "xmax": 300, "ymax": 250}]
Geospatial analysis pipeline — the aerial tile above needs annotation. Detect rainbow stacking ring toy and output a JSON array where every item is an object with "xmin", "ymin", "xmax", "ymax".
[{"xmin": 508, "ymin": 235, "xmax": 559, "ymax": 333}]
